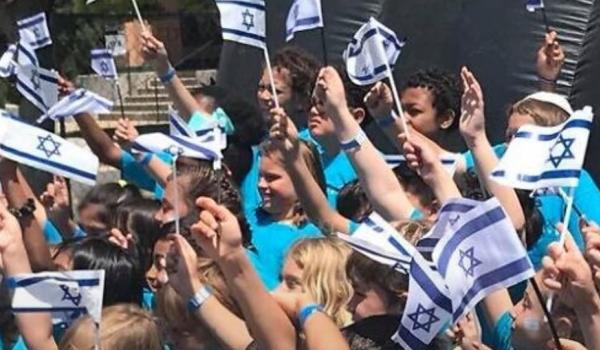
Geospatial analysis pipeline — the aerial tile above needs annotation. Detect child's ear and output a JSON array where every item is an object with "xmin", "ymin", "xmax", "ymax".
[
  {"xmin": 555, "ymin": 316, "xmax": 573, "ymax": 339},
  {"xmin": 350, "ymin": 108, "xmax": 366, "ymax": 125},
  {"xmin": 438, "ymin": 110, "xmax": 456, "ymax": 130}
]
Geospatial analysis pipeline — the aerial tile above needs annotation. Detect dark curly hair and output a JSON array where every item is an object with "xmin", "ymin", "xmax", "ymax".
[
  {"xmin": 403, "ymin": 68, "xmax": 462, "ymax": 130},
  {"xmin": 272, "ymin": 46, "xmax": 321, "ymax": 114},
  {"xmin": 338, "ymin": 66, "xmax": 373, "ymax": 124}
]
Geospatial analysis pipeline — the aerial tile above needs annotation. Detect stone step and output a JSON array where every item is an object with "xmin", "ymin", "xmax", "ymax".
[
  {"xmin": 124, "ymin": 94, "xmax": 172, "ymax": 104},
  {"xmin": 136, "ymin": 84, "xmax": 205, "ymax": 96},
  {"xmin": 145, "ymin": 76, "xmax": 199, "ymax": 89},
  {"xmin": 63, "ymin": 116, "xmax": 168, "ymax": 134},
  {"xmin": 112, "ymin": 101, "xmax": 171, "ymax": 113}
]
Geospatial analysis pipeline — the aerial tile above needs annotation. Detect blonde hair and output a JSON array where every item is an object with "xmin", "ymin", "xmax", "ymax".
[
  {"xmin": 508, "ymin": 98, "xmax": 569, "ymax": 127},
  {"xmin": 259, "ymin": 139, "xmax": 326, "ymax": 226},
  {"xmin": 287, "ymin": 237, "xmax": 353, "ymax": 327},
  {"xmin": 59, "ymin": 304, "xmax": 162, "ymax": 350}
]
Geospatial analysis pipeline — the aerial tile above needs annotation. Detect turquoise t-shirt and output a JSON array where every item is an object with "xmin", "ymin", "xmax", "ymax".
[
  {"xmin": 43, "ymin": 220, "xmax": 63, "ymax": 245},
  {"xmin": 248, "ymin": 210, "xmax": 322, "ymax": 290},
  {"xmin": 120, "ymin": 150, "xmax": 172, "ymax": 199},
  {"xmin": 298, "ymin": 129, "xmax": 358, "ymax": 206}
]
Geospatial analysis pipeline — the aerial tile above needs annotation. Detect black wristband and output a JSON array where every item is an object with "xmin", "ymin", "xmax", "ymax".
[{"xmin": 9, "ymin": 198, "xmax": 36, "ymax": 219}]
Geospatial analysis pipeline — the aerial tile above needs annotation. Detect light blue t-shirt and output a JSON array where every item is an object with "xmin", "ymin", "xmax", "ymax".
[
  {"xmin": 43, "ymin": 220, "xmax": 63, "ymax": 245},
  {"xmin": 298, "ymin": 129, "xmax": 358, "ymax": 206},
  {"xmin": 120, "ymin": 150, "xmax": 172, "ymax": 199}
]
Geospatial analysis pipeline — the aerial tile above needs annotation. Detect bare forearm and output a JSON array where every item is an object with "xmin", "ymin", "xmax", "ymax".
[
  {"xmin": 303, "ymin": 313, "xmax": 349, "ymax": 350},
  {"xmin": 218, "ymin": 249, "xmax": 296, "ymax": 350},
  {"xmin": 196, "ymin": 296, "xmax": 253, "ymax": 350},
  {"xmin": 575, "ymin": 295, "xmax": 600, "ymax": 350},
  {"xmin": 154, "ymin": 59, "xmax": 200, "ymax": 121},
  {"xmin": 75, "ymin": 113, "xmax": 122, "ymax": 168},
  {"xmin": 288, "ymin": 159, "xmax": 349, "ymax": 233},
  {"xmin": 469, "ymin": 137, "xmax": 525, "ymax": 230},
  {"xmin": 331, "ymin": 107, "xmax": 413, "ymax": 221}
]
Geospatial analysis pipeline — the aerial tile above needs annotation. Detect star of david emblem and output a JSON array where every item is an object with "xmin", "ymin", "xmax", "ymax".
[
  {"xmin": 100, "ymin": 60, "xmax": 109, "ymax": 74},
  {"xmin": 37, "ymin": 134, "xmax": 61, "ymax": 158},
  {"xmin": 449, "ymin": 215, "xmax": 460, "ymax": 226},
  {"xmin": 407, "ymin": 303, "xmax": 440, "ymax": 332},
  {"xmin": 59, "ymin": 284, "xmax": 82, "ymax": 306},
  {"xmin": 547, "ymin": 135, "xmax": 575, "ymax": 168},
  {"xmin": 382, "ymin": 40, "xmax": 390, "ymax": 49},
  {"xmin": 33, "ymin": 27, "xmax": 41, "ymax": 39},
  {"xmin": 360, "ymin": 65, "xmax": 371, "ymax": 75},
  {"xmin": 30, "ymin": 68, "xmax": 41, "ymax": 90},
  {"xmin": 458, "ymin": 247, "xmax": 482, "ymax": 277},
  {"xmin": 241, "ymin": 9, "xmax": 255, "ymax": 31}
]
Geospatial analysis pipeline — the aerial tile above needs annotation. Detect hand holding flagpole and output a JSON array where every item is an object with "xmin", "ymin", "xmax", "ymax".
[{"xmin": 262, "ymin": 48, "xmax": 280, "ymax": 110}]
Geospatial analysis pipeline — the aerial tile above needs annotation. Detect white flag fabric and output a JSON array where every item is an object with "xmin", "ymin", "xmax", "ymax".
[
  {"xmin": 491, "ymin": 107, "xmax": 593, "ymax": 190},
  {"xmin": 0, "ymin": 111, "xmax": 99, "ymax": 185},
  {"xmin": 8, "ymin": 270, "xmax": 105, "ymax": 324},
  {"xmin": 285, "ymin": 0, "xmax": 323, "ymax": 41},
  {"xmin": 416, "ymin": 198, "xmax": 480, "ymax": 256},
  {"xmin": 132, "ymin": 133, "xmax": 223, "ymax": 161},
  {"xmin": 16, "ymin": 40, "xmax": 40, "ymax": 67},
  {"xmin": 15, "ymin": 64, "xmax": 59, "ymax": 113},
  {"xmin": 383, "ymin": 153, "xmax": 460, "ymax": 176},
  {"xmin": 338, "ymin": 212, "xmax": 417, "ymax": 273},
  {"xmin": 526, "ymin": 0, "xmax": 544, "ymax": 12},
  {"xmin": 216, "ymin": 0, "xmax": 266, "ymax": 49},
  {"xmin": 90, "ymin": 49, "xmax": 118, "ymax": 79},
  {"xmin": 431, "ymin": 198, "xmax": 535, "ymax": 322},
  {"xmin": 37, "ymin": 89, "xmax": 113, "ymax": 123},
  {"xmin": 16, "ymin": 12, "xmax": 53, "ymax": 50},
  {"xmin": 0, "ymin": 41, "xmax": 40, "ymax": 78},
  {"xmin": 343, "ymin": 17, "xmax": 405, "ymax": 86},
  {"xmin": 169, "ymin": 106, "xmax": 196, "ymax": 138},
  {"xmin": 169, "ymin": 107, "xmax": 228, "ymax": 151},
  {"xmin": 393, "ymin": 252, "xmax": 453, "ymax": 349}
]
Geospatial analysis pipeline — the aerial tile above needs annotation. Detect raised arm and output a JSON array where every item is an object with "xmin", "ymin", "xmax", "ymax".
[
  {"xmin": 0, "ymin": 204, "xmax": 57, "ymax": 350},
  {"xmin": 192, "ymin": 197, "xmax": 297, "ymax": 350},
  {"xmin": 313, "ymin": 67, "xmax": 414, "ymax": 221},
  {"xmin": 364, "ymin": 82, "xmax": 406, "ymax": 152},
  {"xmin": 0, "ymin": 159, "xmax": 52, "ymax": 271},
  {"xmin": 141, "ymin": 31, "xmax": 201, "ymax": 121},
  {"xmin": 536, "ymin": 31, "xmax": 565, "ymax": 92},
  {"xmin": 269, "ymin": 107, "xmax": 350, "ymax": 233},
  {"xmin": 459, "ymin": 67, "xmax": 525, "ymax": 231},
  {"xmin": 74, "ymin": 112, "xmax": 122, "ymax": 168},
  {"xmin": 167, "ymin": 234, "xmax": 253, "ymax": 350}
]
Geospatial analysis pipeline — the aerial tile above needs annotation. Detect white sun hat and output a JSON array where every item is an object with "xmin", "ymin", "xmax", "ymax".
[{"xmin": 520, "ymin": 91, "xmax": 574, "ymax": 115}]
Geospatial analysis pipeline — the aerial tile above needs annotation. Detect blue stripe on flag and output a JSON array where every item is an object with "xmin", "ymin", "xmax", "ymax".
[
  {"xmin": 0, "ymin": 144, "xmax": 96, "ymax": 182},
  {"xmin": 30, "ymin": 37, "xmax": 52, "ymax": 48},
  {"xmin": 347, "ymin": 28, "xmax": 402, "ymax": 58},
  {"xmin": 170, "ymin": 135, "xmax": 215, "ymax": 157},
  {"xmin": 439, "ymin": 202, "xmax": 476, "ymax": 214},
  {"xmin": 215, "ymin": 0, "xmax": 265, "ymax": 10},
  {"xmin": 514, "ymin": 119, "xmax": 592, "ymax": 141},
  {"xmin": 410, "ymin": 260, "xmax": 453, "ymax": 313},
  {"xmin": 364, "ymin": 217, "xmax": 385, "ymax": 233},
  {"xmin": 18, "ymin": 44, "xmax": 38, "ymax": 65},
  {"xmin": 16, "ymin": 79, "xmax": 48, "ymax": 109},
  {"xmin": 17, "ymin": 14, "xmax": 46, "ymax": 29},
  {"xmin": 170, "ymin": 115, "xmax": 192, "ymax": 137},
  {"xmin": 416, "ymin": 238, "xmax": 438, "ymax": 249},
  {"xmin": 388, "ymin": 236, "xmax": 412, "ymax": 257},
  {"xmin": 452, "ymin": 256, "xmax": 532, "ymax": 320},
  {"xmin": 348, "ymin": 64, "xmax": 388, "ymax": 83},
  {"xmin": 8, "ymin": 276, "xmax": 100, "ymax": 288},
  {"xmin": 91, "ymin": 52, "xmax": 113, "ymax": 60},
  {"xmin": 437, "ymin": 206, "xmax": 506, "ymax": 275},
  {"xmin": 39, "ymin": 72, "xmax": 58, "ymax": 84},
  {"xmin": 395, "ymin": 324, "xmax": 428, "ymax": 350},
  {"xmin": 491, "ymin": 169, "xmax": 581, "ymax": 183},
  {"xmin": 131, "ymin": 142, "xmax": 153, "ymax": 154},
  {"xmin": 12, "ymin": 307, "xmax": 88, "ymax": 313},
  {"xmin": 222, "ymin": 28, "xmax": 266, "ymax": 42}
]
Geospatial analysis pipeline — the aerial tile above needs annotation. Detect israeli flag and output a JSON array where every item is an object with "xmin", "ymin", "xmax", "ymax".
[
  {"xmin": 169, "ymin": 107, "xmax": 227, "ymax": 150},
  {"xmin": 90, "ymin": 49, "xmax": 118, "ymax": 79},
  {"xmin": 132, "ymin": 133, "xmax": 223, "ymax": 162},
  {"xmin": 383, "ymin": 153, "xmax": 460, "ymax": 176},
  {"xmin": 0, "ymin": 41, "xmax": 39, "ymax": 78},
  {"xmin": 416, "ymin": 198, "xmax": 479, "ymax": 256},
  {"xmin": 17, "ymin": 12, "xmax": 53, "ymax": 50},
  {"xmin": 285, "ymin": 0, "xmax": 323, "ymax": 42},
  {"xmin": 216, "ymin": 0, "xmax": 266, "ymax": 49},
  {"xmin": 526, "ymin": 0, "xmax": 544, "ymax": 12},
  {"xmin": 338, "ymin": 212, "xmax": 417, "ymax": 273},
  {"xmin": 393, "ymin": 252, "xmax": 453, "ymax": 349},
  {"xmin": 16, "ymin": 40, "xmax": 40, "ymax": 67},
  {"xmin": 0, "ymin": 111, "xmax": 99, "ymax": 185},
  {"xmin": 491, "ymin": 107, "xmax": 593, "ymax": 191},
  {"xmin": 37, "ymin": 89, "xmax": 113, "ymax": 124},
  {"xmin": 8, "ymin": 270, "xmax": 105, "ymax": 324},
  {"xmin": 431, "ymin": 198, "xmax": 534, "ymax": 322},
  {"xmin": 343, "ymin": 17, "xmax": 405, "ymax": 86},
  {"xmin": 15, "ymin": 64, "xmax": 59, "ymax": 113}
]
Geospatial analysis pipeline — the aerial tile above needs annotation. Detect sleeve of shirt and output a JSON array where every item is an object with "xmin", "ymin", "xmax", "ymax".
[
  {"xmin": 120, "ymin": 150, "xmax": 171, "ymax": 194},
  {"xmin": 43, "ymin": 220, "xmax": 63, "ymax": 245},
  {"xmin": 490, "ymin": 311, "xmax": 515, "ymax": 350}
]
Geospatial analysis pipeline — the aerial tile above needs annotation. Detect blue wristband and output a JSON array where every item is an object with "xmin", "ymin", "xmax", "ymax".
[
  {"xmin": 297, "ymin": 303, "xmax": 323, "ymax": 327},
  {"xmin": 159, "ymin": 66, "xmax": 176, "ymax": 84},
  {"xmin": 187, "ymin": 286, "xmax": 212, "ymax": 312},
  {"xmin": 339, "ymin": 129, "xmax": 368, "ymax": 152}
]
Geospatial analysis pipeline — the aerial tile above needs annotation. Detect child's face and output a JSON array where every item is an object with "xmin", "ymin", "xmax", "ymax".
[
  {"xmin": 511, "ymin": 287, "xmax": 552, "ymax": 348},
  {"xmin": 347, "ymin": 280, "xmax": 393, "ymax": 321}
]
